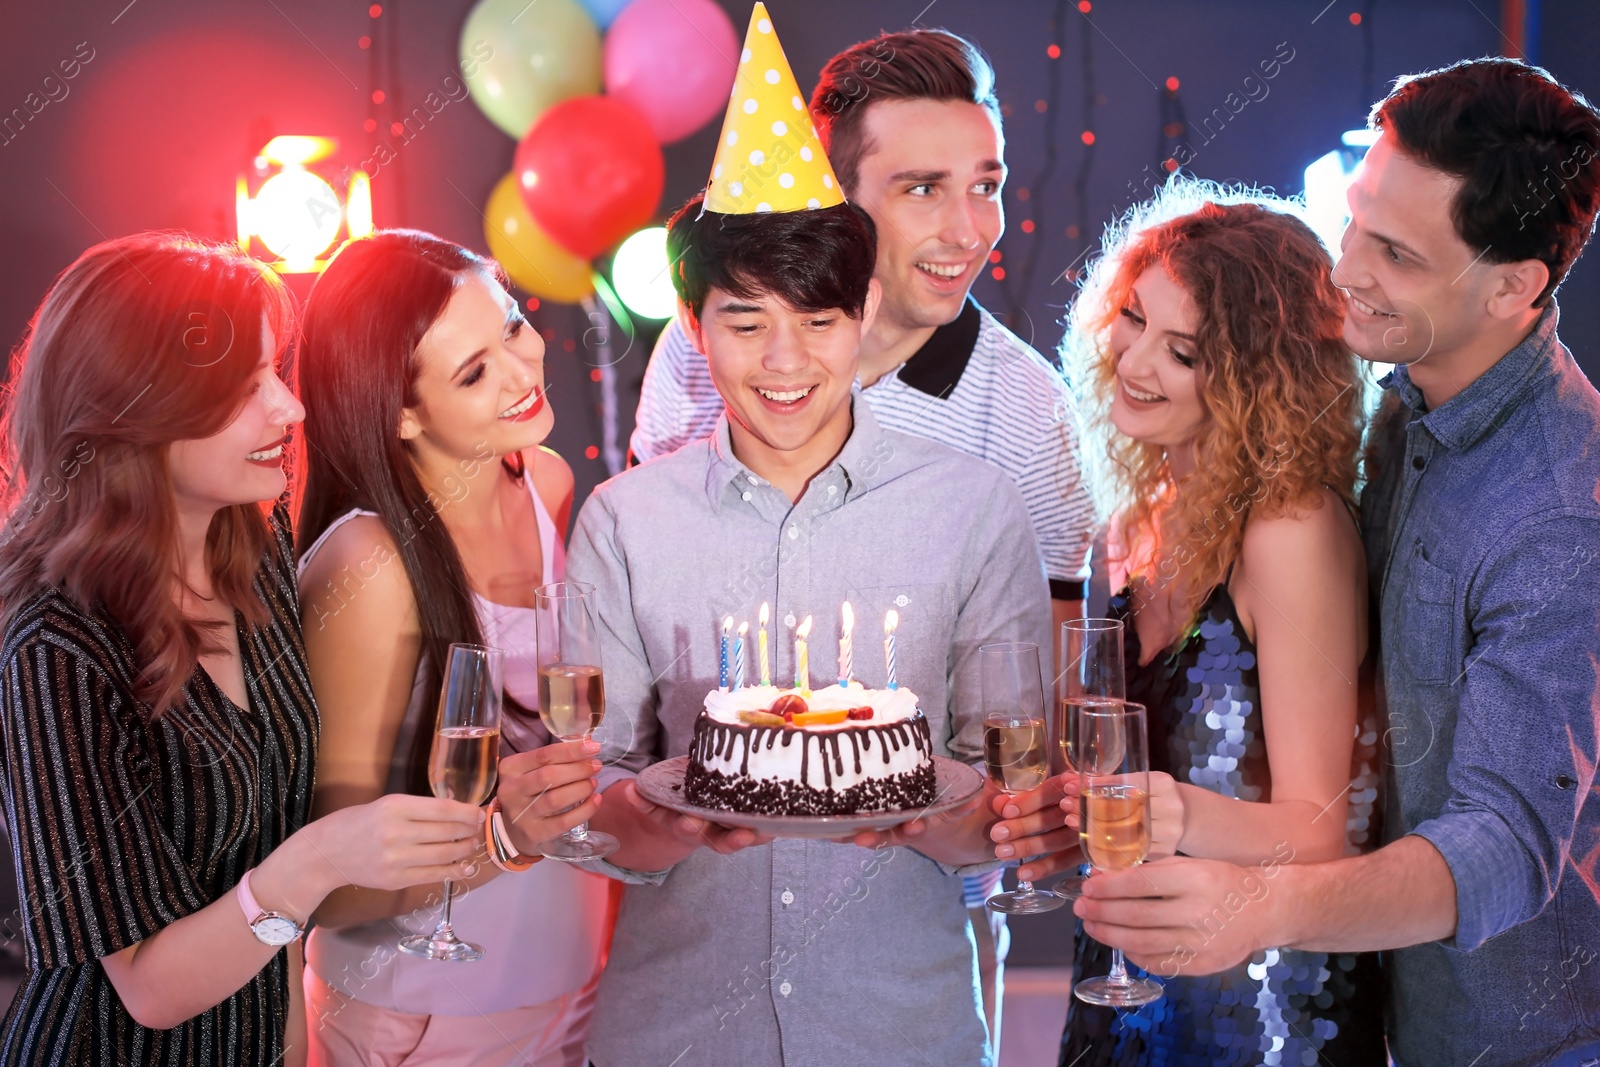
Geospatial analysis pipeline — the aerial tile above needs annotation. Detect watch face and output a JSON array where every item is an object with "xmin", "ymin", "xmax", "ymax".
[{"xmin": 252, "ymin": 915, "xmax": 300, "ymax": 946}]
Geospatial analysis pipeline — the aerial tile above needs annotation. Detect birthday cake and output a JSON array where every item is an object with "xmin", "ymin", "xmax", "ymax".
[{"xmin": 683, "ymin": 682, "xmax": 936, "ymax": 816}]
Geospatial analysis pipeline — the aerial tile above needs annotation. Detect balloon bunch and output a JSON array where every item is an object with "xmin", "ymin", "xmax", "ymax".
[{"xmin": 465, "ymin": 0, "xmax": 739, "ymax": 303}]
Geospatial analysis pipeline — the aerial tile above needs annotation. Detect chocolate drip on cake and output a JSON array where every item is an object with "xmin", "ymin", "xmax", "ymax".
[{"xmin": 683, "ymin": 713, "xmax": 937, "ymax": 816}]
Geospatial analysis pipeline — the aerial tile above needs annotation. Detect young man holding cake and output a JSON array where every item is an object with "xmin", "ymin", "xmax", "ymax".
[
  {"xmin": 524, "ymin": 7, "xmax": 1050, "ymax": 1065},
  {"xmin": 628, "ymin": 24, "xmax": 1091, "ymax": 1046}
]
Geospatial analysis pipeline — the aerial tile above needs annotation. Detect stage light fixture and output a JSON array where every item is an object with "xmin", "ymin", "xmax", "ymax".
[{"xmin": 236, "ymin": 135, "xmax": 374, "ymax": 274}]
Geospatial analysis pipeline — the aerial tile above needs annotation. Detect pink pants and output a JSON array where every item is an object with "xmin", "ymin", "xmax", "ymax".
[{"xmin": 304, "ymin": 965, "xmax": 597, "ymax": 1067}]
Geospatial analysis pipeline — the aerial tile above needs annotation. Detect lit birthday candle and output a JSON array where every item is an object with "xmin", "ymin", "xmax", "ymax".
[
  {"xmin": 837, "ymin": 601, "xmax": 854, "ymax": 686},
  {"xmin": 734, "ymin": 621, "xmax": 748, "ymax": 691},
  {"xmin": 795, "ymin": 615, "xmax": 813, "ymax": 695},
  {"xmin": 884, "ymin": 609, "xmax": 899, "ymax": 690},
  {"xmin": 720, "ymin": 616, "xmax": 732, "ymax": 692},
  {"xmin": 758, "ymin": 602, "xmax": 771, "ymax": 686}
]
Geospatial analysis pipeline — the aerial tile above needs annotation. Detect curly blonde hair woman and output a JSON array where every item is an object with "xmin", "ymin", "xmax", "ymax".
[
  {"xmin": 1015, "ymin": 182, "xmax": 1388, "ymax": 1064},
  {"xmin": 1066, "ymin": 182, "xmax": 1367, "ymax": 614}
]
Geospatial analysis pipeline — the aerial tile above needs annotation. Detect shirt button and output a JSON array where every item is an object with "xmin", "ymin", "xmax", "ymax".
[
  {"xmin": 784, "ymin": 613, "xmax": 796, "ymax": 627},
  {"xmin": 778, "ymin": 981, "xmax": 793, "ymax": 997},
  {"xmin": 780, "ymin": 889, "xmax": 794, "ymax": 906},
  {"xmin": 1557, "ymin": 773, "xmax": 1574, "ymax": 789},
  {"xmin": 742, "ymin": 491, "xmax": 752, "ymax": 501},
  {"xmin": 1412, "ymin": 455, "xmax": 1426, "ymax": 470},
  {"xmin": 747, "ymin": 475, "xmax": 759, "ymax": 485},
  {"xmin": 827, "ymin": 485, "xmax": 838, "ymax": 495},
  {"xmin": 787, "ymin": 525, "xmax": 798, "ymax": 539}
]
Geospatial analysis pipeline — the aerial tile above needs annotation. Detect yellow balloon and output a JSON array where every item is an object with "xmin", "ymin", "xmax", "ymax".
[
  {"xmin": 461, "ymin": 0, "xmax": 602, "ymax": 140},
  {"xmin": 483, "ymin": 172, "xmax": 595, "ymax": 304}
]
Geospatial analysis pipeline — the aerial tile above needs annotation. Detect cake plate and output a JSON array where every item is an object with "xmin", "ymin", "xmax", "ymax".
[{"xmin": 634, "ymin": 755, "xmax": 985, "ymax": 840}]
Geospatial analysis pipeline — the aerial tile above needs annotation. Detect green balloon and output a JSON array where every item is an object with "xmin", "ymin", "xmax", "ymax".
[{"xmin": 460, "ymin": 0, "xmax": 603, "ymax": 140}]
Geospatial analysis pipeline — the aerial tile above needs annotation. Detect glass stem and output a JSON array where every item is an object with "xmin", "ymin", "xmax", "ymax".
[
  {"xmin": 1109, "ymin": 946, "xmax": 1130, "ymax": 985},
  {"xmin": 568, "ymin": 821, "xmax": 590, "ymax": 843},
  {"xmin": 438, "ymin": 879, "xmax": 454, "ymax": 936},
  {"xmin": 1016, "ymin": 878, "xmax": 1036, "ymax": 896}
]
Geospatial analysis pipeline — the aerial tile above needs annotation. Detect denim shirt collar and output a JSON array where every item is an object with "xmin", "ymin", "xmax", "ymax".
[
  {"xmin": 1383, "ymin": 303, "xmax": 1562, "ymax": 453},
  {"xmin": 703, "ymin": 390, "xmax": 883, "ymax": 512}
]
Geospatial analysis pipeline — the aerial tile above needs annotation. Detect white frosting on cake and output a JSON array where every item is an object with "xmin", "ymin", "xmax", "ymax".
[
  {"xmin": 702, "ymin": 680, "xmax": 921, "ymax": 728},
  {"xmin": 695, "ymin": 682, "xmax": 929, "ymax": 792}
]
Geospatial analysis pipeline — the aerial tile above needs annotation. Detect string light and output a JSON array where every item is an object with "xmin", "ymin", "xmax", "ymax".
[{"xmin": 995, "ymin": 0, "xmax": 1070, "ymax": 331}]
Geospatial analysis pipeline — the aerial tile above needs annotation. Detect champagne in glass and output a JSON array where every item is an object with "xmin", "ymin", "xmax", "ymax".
[
  {"xmin": 537, "ymin": 664, "xmax": 605, "ymax": 738},
  {"xmin": 983, "ymin": 716, "xmax": 1048, "ymax": 792},
  {"xmin": 431, "ymin": 724, "xmax": 500, "ymax": 807},
  {"xmin": 1082, "ymin": 783, "xmax": 1150, "ymax": 871},
  {"xmin": 979, "ymin": 642, "xmax": 1065, "ymax": 915},
  {"xmin": 399, "ymin": 643, "xmax": 503, "ymax": 963},
  {"xmin": 535, "ymin": 582, "xmax": 619, "ymax": 862},
  {"xmin": 1053, "ymin": 618, "xmax": 1125, "ymax": 900},
  {"xmin": 1073, "ymin": 701, "xmax": 1163, "ymax": 1008}
]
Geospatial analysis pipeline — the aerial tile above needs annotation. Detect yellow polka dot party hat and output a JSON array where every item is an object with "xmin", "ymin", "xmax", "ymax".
[{"xmin": 704, "ymin": 3, "xmax": 844, "ymax": 215}]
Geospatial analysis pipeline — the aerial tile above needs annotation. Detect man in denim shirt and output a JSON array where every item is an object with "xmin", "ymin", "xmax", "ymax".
[{"xmin": 1067, "ymin": 60, "xmax": 1600, "ymax": 1066}]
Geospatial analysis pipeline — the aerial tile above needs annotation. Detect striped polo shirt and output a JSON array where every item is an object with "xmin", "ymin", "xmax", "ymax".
[{"xmin": 631, "ymin": 297, "xmax": 1095, "ymax": 599}]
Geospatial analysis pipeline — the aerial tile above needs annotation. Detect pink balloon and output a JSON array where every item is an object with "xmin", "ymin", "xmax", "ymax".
[{"xmin": 603, "ymin": 0, "xmax": 739, "ymax": 145}]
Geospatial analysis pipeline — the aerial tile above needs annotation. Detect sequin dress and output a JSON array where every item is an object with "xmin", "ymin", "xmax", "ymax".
[{"xmin": 1059, "ymin": 581, "xmax": 1387, "ymax": 1067}]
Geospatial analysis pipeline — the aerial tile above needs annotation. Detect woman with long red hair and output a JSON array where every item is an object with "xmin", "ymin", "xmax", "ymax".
[{"xmin": 0, "ymin": 233, "xmax": 485, "ymax": 1066}]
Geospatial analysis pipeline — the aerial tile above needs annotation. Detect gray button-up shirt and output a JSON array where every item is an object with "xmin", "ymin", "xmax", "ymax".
[
  {"xmin": 567, "ymin": 399, "xmax": 1051, "ymax": 1066},
  {"xmin": 1360, "ymin": 305, "xmax": 1600, "ymax": 1067}
]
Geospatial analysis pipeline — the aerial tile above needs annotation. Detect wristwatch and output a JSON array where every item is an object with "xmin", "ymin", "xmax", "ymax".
[{"xmin": 235, "ymin": 868, "xmax": 304, "ymax": 946}]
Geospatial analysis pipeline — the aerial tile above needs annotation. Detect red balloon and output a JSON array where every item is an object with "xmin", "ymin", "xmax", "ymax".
[{"xmin": 515, "ymin": 96, "xmax": 665, "ymax": 260}]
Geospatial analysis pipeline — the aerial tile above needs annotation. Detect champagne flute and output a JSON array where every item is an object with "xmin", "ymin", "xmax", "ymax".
[
  {"xmin": 1053, "ymin": 617, "xmax": 1125, "ymax": 899},
  {"xmin": 1073, "ymin": 700, "xmax": 1164, "ymax": 1008},
  {"xmin": 399, "ymin": 643, "xmax": 503, "ymax": 962},
  {"xmin": 534, "ymin": 582, "xmax": 619, "ymax": 862},
  {"xmin": 979, "ymin": 642, "xmax": 1064, "ymax": 915}
]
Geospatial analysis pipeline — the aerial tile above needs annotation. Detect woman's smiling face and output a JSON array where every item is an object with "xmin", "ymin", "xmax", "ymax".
[{"xmin": 1108, "ymin": 265, "xmax": 1206, "ymax": 457}]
